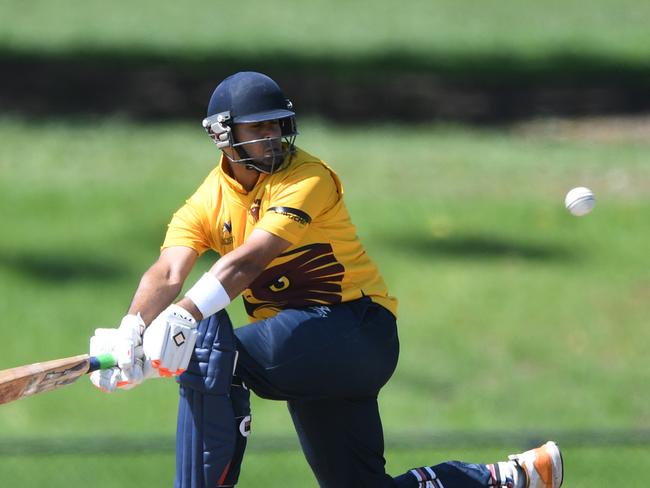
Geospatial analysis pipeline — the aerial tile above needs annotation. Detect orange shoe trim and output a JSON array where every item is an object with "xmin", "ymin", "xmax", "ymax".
[{"xmin": 532, "ymin": 446, "xmax": 553, "ymax": 487}]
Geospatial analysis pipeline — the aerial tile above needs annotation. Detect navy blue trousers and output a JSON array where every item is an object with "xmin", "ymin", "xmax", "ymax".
[{"xmin": 176, "ymin": 298, "xmax": 494, "ymax": 487}]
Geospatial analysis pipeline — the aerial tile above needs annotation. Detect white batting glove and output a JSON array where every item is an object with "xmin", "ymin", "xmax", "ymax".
[
  {"xmin": 143, "ymin": 304, "xmax": 198, "ymax": 378},
  {"xmin": 89, "ymin": 314, "xmax": 146, "ymax": 393},
  {"xmin": 115, "ymin": 314, "xmax": 146, "ymax": 382},
  {"xmin": 89, "ymin": 338, "xmax": 160, "ymax": 392}
]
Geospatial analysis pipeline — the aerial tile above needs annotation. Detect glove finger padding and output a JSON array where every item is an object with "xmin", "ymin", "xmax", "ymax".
[
  {"xmin": 90, "ymin": 328, "xmax": 119, "ymax": 351},
  {"xmin": 115, "ymin": 314, "xmax": 146, "ymax": 381},
  {"xmin": 89, "ymin": 327, "xmax": 146, "ymax": 392},
  {"xmin": 88, "ymin": 357, "xmax": 160, "ymax": 392},
  {"xmin": 144, "ymin": 304, "xmax": 198, "ymax": 377},
  {"xmin": 90, "ymin": 367, "xmax": 125, "ymax": 392}
]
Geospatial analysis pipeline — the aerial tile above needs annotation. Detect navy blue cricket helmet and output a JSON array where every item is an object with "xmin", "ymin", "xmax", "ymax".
[{"xmin": 202, "ymin": 72, "xmax": 298, "ymax": 174}]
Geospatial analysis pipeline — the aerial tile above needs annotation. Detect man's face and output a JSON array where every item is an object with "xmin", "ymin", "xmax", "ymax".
[{"xmin": 232, "ymin": 120, "xmax": 283, "ymax": 166}]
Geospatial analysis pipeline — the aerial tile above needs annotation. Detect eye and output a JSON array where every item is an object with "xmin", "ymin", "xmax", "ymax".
[{"xmin": 269, "ymin": 276, "xmax": 290, "ymax": 292}]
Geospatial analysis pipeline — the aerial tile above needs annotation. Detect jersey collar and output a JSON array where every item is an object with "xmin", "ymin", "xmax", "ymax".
[{"xmin": 218, "ymin": 154, "xmax": 267, "ymax": 195}]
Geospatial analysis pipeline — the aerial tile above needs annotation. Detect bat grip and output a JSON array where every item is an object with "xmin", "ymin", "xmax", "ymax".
[{"xmin": 88, "ymin": 353, "xmax": 117, "ymax": 373}]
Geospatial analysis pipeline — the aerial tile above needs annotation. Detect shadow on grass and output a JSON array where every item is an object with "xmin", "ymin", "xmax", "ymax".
[
  {"xmin": 2, "ymin": 47, "xmax": 650, "ymax": 123},
  {"xmin": 384, "ymin": 233, "xmax": 573, "ymax": 261},
  {"xmin": 0, "ymin": 251, "xmax": 127, "ymax": 283},
  {"xmin": 3, "ymin": 429, "xmax": 650, "ymax": 454}
]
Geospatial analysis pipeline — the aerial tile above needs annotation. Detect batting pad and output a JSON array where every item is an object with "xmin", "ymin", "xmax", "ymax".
[{"xmin": 175, "ymin": 311, "xmax": 246, "ymax": 488}]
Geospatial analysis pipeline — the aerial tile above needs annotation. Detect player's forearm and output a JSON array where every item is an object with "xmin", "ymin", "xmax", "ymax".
[
  {"xmin": 205, "ymin": 229, "xmax": 289, "ymax": 299},
  {"xmin": 211, "ymin": 248, "xmax": 266, "ymax": 298},
  {"xmin": 176, "ymin": 251, "xmax": 263, "ymax": 321},
  {"xmin": 128, "ymin": 265, "xmax": 185, "ymax": 324},
  {"xmin": 177, "ymin": 230, "xmax": 289, "ymax": 321}
]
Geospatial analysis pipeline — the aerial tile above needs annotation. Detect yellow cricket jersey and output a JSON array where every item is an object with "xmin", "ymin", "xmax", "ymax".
[{"xmin": 162, "ymin": 147, "xmax": 398, "ymax": 321}]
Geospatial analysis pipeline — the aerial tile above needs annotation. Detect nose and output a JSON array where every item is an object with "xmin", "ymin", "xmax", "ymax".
[{"xmin": 262, "ymin": 120, "xmax": 282, "ymax": 138}]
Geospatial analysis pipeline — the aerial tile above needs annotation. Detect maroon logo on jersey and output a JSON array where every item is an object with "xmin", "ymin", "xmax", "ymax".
[
  {"xmin": 221, "ymin": 220, "xmax": 233, "ymax": 245},
  {"xmin": 249, "ymin": 199, "xmax": 262, "ymax": 223},
  {"xmin": 243, "ymin": 243, "xmax": 344, "ymax": 317}
]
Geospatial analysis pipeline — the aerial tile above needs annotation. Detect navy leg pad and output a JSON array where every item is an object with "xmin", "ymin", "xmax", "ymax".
[
  {"xmin": 178, "ymin": 310, "xmax": 237, "ymax": 394},
  {"xmin": 175, "ymin": 311, "xmax": 240, "ymax": 488}
]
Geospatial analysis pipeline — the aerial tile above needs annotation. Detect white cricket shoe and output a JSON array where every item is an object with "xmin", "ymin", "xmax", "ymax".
[{"xmin": 509, "ymin": 441, "xmax": 564, "ymax": 488}]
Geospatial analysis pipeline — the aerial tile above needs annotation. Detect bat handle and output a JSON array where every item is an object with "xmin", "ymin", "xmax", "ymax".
[{"xmin": 88, "ymin": 353, "xmax": 117, "ymax": 373}]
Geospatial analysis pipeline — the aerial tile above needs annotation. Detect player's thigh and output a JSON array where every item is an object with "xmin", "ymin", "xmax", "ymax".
[{"xmin": 233, "ymin": 299, "xmax": 399, "ymax": 399}]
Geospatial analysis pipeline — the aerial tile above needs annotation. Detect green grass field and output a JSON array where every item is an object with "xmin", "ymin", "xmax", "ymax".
[
  {"xmin": 1, "ymin": 118, "xmax": 649, "ymax": 485},
  {"xmin": 2, "ymin": 446, "xmax": 649, "ymax": 487},
  {"xmin": 2, "ymin": 1, "xmax": 649, "ymax": 485},
  {"xmin": 2, "ymin": 0, "xmax": 650, "ymax": 63}
]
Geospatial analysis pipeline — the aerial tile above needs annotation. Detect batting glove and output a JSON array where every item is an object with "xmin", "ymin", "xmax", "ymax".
[
  {"xmin": 143, "ymin": 304, "xmax": 198, "ymax": 378},
  {"xmin": 89, "ymin": 314, "xmax": 147, "ymax": 392}
]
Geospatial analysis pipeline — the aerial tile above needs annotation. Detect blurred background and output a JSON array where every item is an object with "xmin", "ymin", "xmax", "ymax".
[{"xmin": 1, "ymin": 1, "xmax": 649, "ymax": 486}]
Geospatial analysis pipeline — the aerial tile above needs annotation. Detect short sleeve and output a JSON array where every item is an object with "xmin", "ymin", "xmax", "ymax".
[
  {"xmin": 256, "ymin": 162, "xmax": 339, "ymax": 244},
  {"xmin": 161, "ymin": 193, "xmax": 212, "ymax": 255}
]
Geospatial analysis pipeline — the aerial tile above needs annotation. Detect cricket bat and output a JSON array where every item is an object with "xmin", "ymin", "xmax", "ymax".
[{"xmin": 0, "ymin": 353, "xmax": 116, "ymax": 405}]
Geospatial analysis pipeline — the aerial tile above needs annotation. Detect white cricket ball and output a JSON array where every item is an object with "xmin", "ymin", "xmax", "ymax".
[{"xmin": 565, "ymin": 186, "xmax": 595, "ymax": 216}]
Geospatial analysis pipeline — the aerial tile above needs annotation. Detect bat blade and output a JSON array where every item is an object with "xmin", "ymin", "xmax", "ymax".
[{"xmin": 0, "ymin": 353, "xmax": 115, "ymax": 405}]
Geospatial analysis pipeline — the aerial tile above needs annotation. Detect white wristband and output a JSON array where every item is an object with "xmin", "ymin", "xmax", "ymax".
[{"xmin": 185, "ymin": 273, "xmax": 231, "ymax": 318}]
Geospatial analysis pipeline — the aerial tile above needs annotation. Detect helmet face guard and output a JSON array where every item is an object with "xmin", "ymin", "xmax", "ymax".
[
  {"xmin": 203, "ymin": 72, "xmax": 299, "ymax": 174},
  {"xmin": 202, "ymin": 110, "xmax": 297, "ymax": 174}
]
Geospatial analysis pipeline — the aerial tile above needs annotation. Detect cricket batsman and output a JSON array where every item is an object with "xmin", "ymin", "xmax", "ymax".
[{"xmin": 89, "ymin": 71, "xmax": 564, "ymax": 488}]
